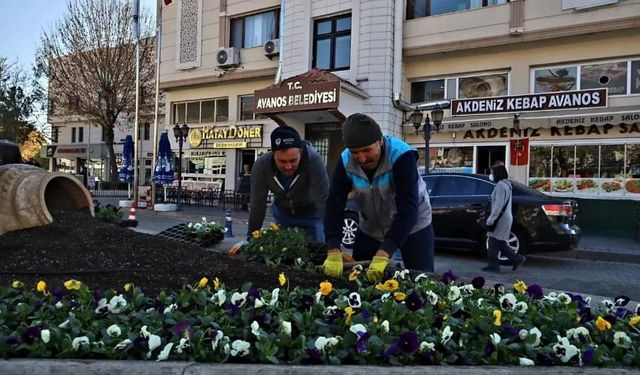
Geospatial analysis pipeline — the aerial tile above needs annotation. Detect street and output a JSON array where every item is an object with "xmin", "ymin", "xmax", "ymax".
[{"xmin": 129, "ymin": 206, "xmax": 640, "ymax": 303}]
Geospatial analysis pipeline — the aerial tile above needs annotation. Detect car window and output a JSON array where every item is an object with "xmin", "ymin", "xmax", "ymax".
[
  {"xmin": 476, "ymin": 180, "xmax": 494, "ymax": 195},
  {"xmin": 423, "ymin": 176, "xmax": 439, "ymax": 196},
  {"xmin": 439, "ymin": 176, "xmax": 492, "ymax": 196}
]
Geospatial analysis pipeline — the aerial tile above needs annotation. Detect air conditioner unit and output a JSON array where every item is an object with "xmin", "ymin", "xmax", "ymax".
[
  {"xmin": 216, "ymin": 47, "xmax": 240, "ymax": 68},
  {"xmin": 264, "ymin": 39, "xmax": 280, "ymax": 59}
]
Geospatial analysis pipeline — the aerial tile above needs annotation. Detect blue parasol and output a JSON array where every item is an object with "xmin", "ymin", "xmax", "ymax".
[
  {"xmin": 118, "ymin": 135, "xmax": 134, "ymax": 183},
  {"xmin": 153, "ymin": 131, "xmax": 174, "ymax": 185}
]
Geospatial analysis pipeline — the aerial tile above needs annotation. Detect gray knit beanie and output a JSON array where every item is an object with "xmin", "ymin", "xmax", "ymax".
[{"xmin": 342, "ymin": 113, "xmax": 383, "ymax": 149}]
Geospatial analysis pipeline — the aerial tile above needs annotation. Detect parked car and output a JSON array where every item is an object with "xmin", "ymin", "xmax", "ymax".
[{"xmin": 341, "ymin": 173, "xmax": 581, "ymax": 263}]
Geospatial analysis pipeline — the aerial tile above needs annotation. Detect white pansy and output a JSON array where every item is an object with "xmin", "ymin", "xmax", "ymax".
[
  {"xmin": 295, "ymin": 257, "xmax": 304, "ymax": 266},
  {"xmin": 553, "ymin": 336, "xmax": 578, "ymax": 363},
  {"xmin": 107, "ymin": 324, "xmax": 121, "ymax": 337},
  {"xmin": 270, "ymin": 288, "xmax": 280, "ymax": 306},
  {"xmin": 223, "ymin": 343, "xmax": 230, "ymax": 355},
  {"xmin": 448, "ymin": 285, "xmax": 461, "ymax": 301},
  {"xmin": 349, "ymin": 324, "xmax": 367, "ymax": 335},
  {"xmin": 529, "ymin": 327, "xmax": 542, "ymax": 347},
  {"xmin": 426, "ymin": 291, "xmax": 438, "ymax": 305},
  {"xmin": 460, "ymin": 284, "xmax": 475, "ymax": 296},
  {"xmin": 231, "ymin": 292, "xmax": 248, "ymax": 306},
  {"xmin": 148, "ymin": 334, "xmax": 162, "ymax": 352},
  {"xmin": 41, "ymin": 329, "xmax": 50, "ymax": 343},
  {"xmin": 230, "ymin": 340, "xmax": 251, "ymax": 357},
  {"xmin": 58, "ymin": 319, "xmax": 70, "ymax": 329},
  {"xmin": 476, "ymin": 298, "xmax": 485, "ymax": 308},
  {"xmin": 348, "ymin": 292, "xmax": 362, "ymax": 308},
  {"xmin": 380, "ymin": 320, "xmax": 390, "ymax": 333},
  {"xmin": 202, "ymin": 216, "xmax": 207, "ymax": 222},
  {"xmin": 187, "ymin": 223, "xmax": 193, "ymax": 228},
  {"xmin": 163, "ymin": 303, "xmax": 177, "ymax": 314},
  {"xmin": 519, "ymin": 357, "xmax": 535, "ymax": 366},
  {"xmin": 211, "ymin": 330, "xmax": 224, "ymax": 350},
  {"xmin": 441, "ymin": 326, "xmax": 453, "ymax": 345},
  {"xmin": 393, "ymin": 269, "xmax": 409, "ymax": 280},
  {"xmin": 251, "ymin": 321, "xmax": 261, "ymax": 337},
  {"xmin": 557, "ymin": 293, "xmax": 572, "ymax": 305},
  {"xmin": 114, "ymin": 339, "xmax": 131, "ymax": 350},
  {"xmin": 490, "ymin": 333, "xmax": 501, "ymax": 345},
  {"xmin": 420, "ymin": 341, "xmax": 435, "ymax": 351},
  {"xmin": 414, "ymin": 273, "xmax": 429, "ymax": 283},
  {"xmin": 108, "ymin": 295, "xmax": 127, "ymax": 314},
  {"xmin": 515, "ymin": 301, "xmax": 528, "ymax": 314},
  {"xmin": 499, "ymin": 293, "xmax": 517, "ymax": 310},
  {"xmin": 567, "ymin": 327, "xmax": 589, "ymax": 342},
  {"xmin": 281, "ymin": 321, "xmax": 292, "ymax": 336},
  {"xmin": 544, "ymin": 292, "xmax": 558, "ymax": 303},
  {"xmin": 94, "ymin": 298, "xmax": 108, "ymax": 313},
  {"xmin": 157, "ymin": 343, "xmax": 173, "ymax": 361},
  {"xmin": 324, "ymin": 305, "xmax": 338, "ymax": 315},
  {"xmin": 315, "ymin": 336, "xmax": 340, "ymax": 351},
  {"xmin": 613, "ymin": 331, "xmax": 631, "ymax": 348},
  {"xmin": 211, "ymin": 289, "xmax": 226, "ymax": 306},
  {"xmin": 601, "ymin": 299, "xmax": 615, "ymax": 312},
  {"xmin": 584, "ymin": 296, "xmax": 592, "ymax": 307},
  {"xmin": 72, "ymin": 336, "xmax": 89, "ymax": 351},
  {"xmin": 176, "ymin": 338, "xmax": 189, "ymax": 353},
  {"xmin": 380, "ymin": 293, "xmax": 391, "ymax": 303},
  {"xmin": 254, "ymin": 298, "xmax": 264, "ymax": 308},
  {"xmin": 519, "ymin": 329, "xmax": 528, "ymax": 341},
  {"xmin": 140, "ymin": 325, "xmax": 151, "ymax": 338},
  {"xmin": 55, "ymin": 301, "xmax": 64, "ymax": 309}
]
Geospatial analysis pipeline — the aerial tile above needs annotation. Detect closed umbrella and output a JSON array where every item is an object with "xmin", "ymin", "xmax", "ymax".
[
  {"xmin": 118, "ymin": 135, "xmax": 134, "ymax": 199},
  {"xmin": 153, "ymin": 131, "xmax": 175, "ymax": 202}
]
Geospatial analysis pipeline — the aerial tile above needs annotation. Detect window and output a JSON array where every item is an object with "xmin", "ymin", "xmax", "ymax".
[
  {"xmin": 78, "ymin": 127, "xmax": 84, "ymax": 143},
  {"xmin": 411, "ymin": 73, "xmax": 508, "ymax": 102},
  {"xmin": 438, "ymin": 176, "xmax": 490, "ymax": 196},
  {"xmin": 239, "ymin": 96, "xmax": 267, "ymax": 121},
  {"xmin": 411, "ymin": 79, "xmax": 445, "ymax": 102},
  {"xmin": 142, "ymin": 123, "xmax": 150, "ymax": 141},
  {"xmin": 172, "ymin": 98, "xmax": 229, "ymax": 124},
  {"xmin": 459, "ymin": 73, "xmax": 508, "ymax": 98},
  {"xmin": 406, "ymin": 0, "xmax": 507, "ymax": 20},
  {"xmin": 231, "ymin": 9, "xmax": 279, "ymax": 48},
  {"xmin": 533, "ymin": 58, "xmax": 639, "ymax": 96},
  {"xmin": 313, "ymin": 14, "xmax": 351, "ymax": 71},
  {"xmin": 71, "ymin": 127, "xmax": 77, "ymax": 143}
]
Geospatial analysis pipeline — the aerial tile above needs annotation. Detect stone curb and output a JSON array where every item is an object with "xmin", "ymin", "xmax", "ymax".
[{"xmin": 0, "ymin": 360, "xmax": 638, "ymax": 375}]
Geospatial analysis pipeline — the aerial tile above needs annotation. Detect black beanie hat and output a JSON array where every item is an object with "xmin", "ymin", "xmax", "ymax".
[
  {"xmin": 342, "ymin": 113, "xmax": 383, "ymax": 149},
  {"xmin": 271, "ymin": 126, "xmax": 303, "ymax": 151}
]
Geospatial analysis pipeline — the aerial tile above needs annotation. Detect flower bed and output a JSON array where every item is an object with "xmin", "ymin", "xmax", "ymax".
[{"xmin": 2, "ymin": 269, "xmax": 638, "ymax": 365}]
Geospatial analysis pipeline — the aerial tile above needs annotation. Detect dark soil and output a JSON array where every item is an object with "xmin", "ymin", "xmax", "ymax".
[{"xmin": 0, "ymin": 209, "xmax": 344, "ymax": 295}]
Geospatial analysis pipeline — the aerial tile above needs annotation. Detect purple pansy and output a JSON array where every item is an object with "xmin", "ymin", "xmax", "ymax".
[
  {"xmin": 526, "ymin": 284, "xmax": 544, "ymax": 300},
  {"xmin": 21, "ymin": 326, "xmax": 42, "ymax": 344},
  {"xmin": 406, "ymin": 292, "xmax": 424, "ymax": 311},
  {"xmin": 471, "ymin": 276, "xmax": 485, "ymax": 289},
  {"xmin": 398, "ymin": 331, "xmax": 420, "ymax": 354},
  {"xmin": 441, "ymin": 270, "xmax": 457, "ymax": 284}
]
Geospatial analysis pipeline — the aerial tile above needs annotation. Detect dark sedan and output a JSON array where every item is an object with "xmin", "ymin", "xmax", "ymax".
[{"xmin": 342, "ymin": 173, "xmax": 581, "ymax": 262}]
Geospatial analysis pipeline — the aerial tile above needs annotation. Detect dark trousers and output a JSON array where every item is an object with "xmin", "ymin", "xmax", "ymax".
[
  {"xmin": 352, "ymin": 224, "xmax": 434, "ymax": 272},
  {"xmin": 487, "ymin": 237, "xmax": 521, "ymax": 269}
]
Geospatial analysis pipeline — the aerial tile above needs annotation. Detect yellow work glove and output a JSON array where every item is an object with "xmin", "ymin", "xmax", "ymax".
[
  {"xmin": 323, "ymin": 252, "xmax": 344, "ymax": 278},
  {"xmin": 366, "ymin": 255, "xmax": 389, "ymax": 282}
]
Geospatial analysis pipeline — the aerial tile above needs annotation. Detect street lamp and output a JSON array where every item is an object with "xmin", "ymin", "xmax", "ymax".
[
  {"xmin": 411, "ymin": 107, "xmax": 444, "ymax": 174},
  {"xmin": 173, "ymin": 123, "xmax": 189, "ymax": 209}
]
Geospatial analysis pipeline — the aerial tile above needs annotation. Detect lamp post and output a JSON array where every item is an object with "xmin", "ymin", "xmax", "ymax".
[
  {"xmin": 173, "ymin": 123, "xmax": 189, "ymax": 209},
  {"xmin": 411, "ymin": 107, "xmax": 444, "ymax": 174}
]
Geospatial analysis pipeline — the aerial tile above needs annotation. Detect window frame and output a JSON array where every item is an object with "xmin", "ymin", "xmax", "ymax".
[
  {"xmin": 238, "ymin": 95, "xmax": 267, "ymax": 121},
  {"xmin": 230, "ymin": 8, "xmax": 280, "ymax": 49},
  {"xmin": 406, "ymin": 0, "xmax": 508, "ymax": 20},
  {"xmin": 410, "ymin": 71, "xmax": 510, "ymax": 103},
  {"xmin": 172, "ymin": 98, "xmax": 229, "ymax": 125},
  {"xmin": 312, "ymin": 13, "xmax": 352, "ymax": 72}
]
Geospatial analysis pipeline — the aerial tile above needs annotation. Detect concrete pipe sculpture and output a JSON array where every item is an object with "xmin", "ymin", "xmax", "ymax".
[{"xmin": 0, "ymin": 164, "xmax": 95, "ymax": 236}]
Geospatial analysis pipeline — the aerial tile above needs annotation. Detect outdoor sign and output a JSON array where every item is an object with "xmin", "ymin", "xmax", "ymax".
[
  {"xmin": 41, "ymin": 144, "xmax": 107, "ymax": 158},
  {"xmin": 253, "ymin": 76, "xmax": 340, "ymax": 114},
  {"xmin": 451, "ymin": 89, "xmax": 607, "ymax": 116},
  {"xmin": 213, "ymin": 141, "xmax": 247, "ymax": 149},
  {"xmin": 189, "ymin": 125, "xmax": 262, "ymax": 148}
]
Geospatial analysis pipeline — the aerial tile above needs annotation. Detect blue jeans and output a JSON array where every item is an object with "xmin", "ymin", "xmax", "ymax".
[
  {"xmin": 271, "ymin": 205, "xmax": 325, "ymax": 243},
  {"xmin": 352, "ymin": 224, "xmax": 434, "ymax": 272}
]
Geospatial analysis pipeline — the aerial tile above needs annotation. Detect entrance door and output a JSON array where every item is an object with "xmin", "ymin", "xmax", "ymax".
[
  {"xmin": 476, "ymin": 145, "xmax": 506, "ymax": 175},
  {"xmin": 305, "ymin": 123, "xmax": 343, "ymax": 178}
]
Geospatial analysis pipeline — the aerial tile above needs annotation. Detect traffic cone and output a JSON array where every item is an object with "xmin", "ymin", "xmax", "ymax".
[{"xmin": 128, "ymin": 207, "xmax": 137, "ymax": 221}]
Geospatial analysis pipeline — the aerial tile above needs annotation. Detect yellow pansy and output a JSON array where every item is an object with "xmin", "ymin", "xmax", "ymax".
[
  {"xmin": 64, "ymin": 279, "xmax": 82, "ymax": 290},
  {"xmin": 278, "ymin": 273, "xmax": 287, "ymax": 287},
  {"xmin": 12, "ymin": 280, "xmax": 24, "ymax": 289},
  {"xmin": 513, "ymin": 280, "xmax": 527, "ymax": 294},
  {"xmin": 629, "ymin": 316, "xmax": 640, "ymax": 327},
  {"xmin": 493, "ymin": 309, "xmax": 502, "ymax": 327},
  {"xmin": 251, "ymin": 230, "xmax": 261, "ymax": 239},
  {"xmin": 596, "ymin": 316, "xmax": 611, "ymax": 331},
  {"xmin": 348, "ymin": 269, "xmax": 361, "ymax": 281},
  {"xmin": 345, "ymin": 306, "xmax": 354, "ymax": 325},
  {"xmin": 213, "ymin": 277, "xmax": 221, "ymax": 290},
  {"xmin": 124, "ymin": 283, "xmax": 134, "ymax": 292},
  {"xmin": 198, "ymin": 277, "xmax": 208, "ymax": 288},
  {"xmin": 394, "ymin": 292, "xmax": 407, "ymax": 301},
  {"xmin": 36, "ymin": 280, "xmax": 47, "ymax": 293},
  {"xmin": 374, "ymin": 279, "xmax": 399, "ymax": 292},
  {"xmin": 269, "ymin": 223, "xmax": 280, "ymax": 231},
  {"xmin": 437, "ymin": 301, "xmax": 447, "ymax": 310},
  {"xmin": 319, "ymin": 281, "xmax": 333, "ymax": 296}
]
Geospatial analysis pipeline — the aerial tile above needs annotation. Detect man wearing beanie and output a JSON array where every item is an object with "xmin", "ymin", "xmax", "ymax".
[
  {"xmin": 246, "ymin": 125, "xmax": 329, "ymax": 242},
  {"xmin": 323, "ymin": 113, "xmax": 434, "ymax": 280}
]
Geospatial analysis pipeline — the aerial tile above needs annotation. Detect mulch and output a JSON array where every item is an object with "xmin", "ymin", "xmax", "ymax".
[{"xmin": 0, "ymin": 209, "xmax": 345, "ymax": 295}]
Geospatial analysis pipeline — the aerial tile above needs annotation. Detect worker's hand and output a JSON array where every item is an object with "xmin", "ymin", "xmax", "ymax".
[
  {"xmin": 229, "ymin": 240, "xmax": 248, "ymax": 256},
  {"xmin": 323, "ymin": 251, "xmax": 344, "ymax": 278},
  {"xmin": 366, "ymin": 255, "xmax": 389, "ymax": 282}
]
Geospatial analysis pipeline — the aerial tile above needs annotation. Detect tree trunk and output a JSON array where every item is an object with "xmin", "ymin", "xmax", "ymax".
[{"xmin": 104, "ymin": 125, "xmax": 118, "ymax": 182}]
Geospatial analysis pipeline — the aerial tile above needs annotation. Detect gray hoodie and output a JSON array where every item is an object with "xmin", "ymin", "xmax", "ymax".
[{"xmin": 248, "ymin": 144, "xmax": 329, "ymax": 235}]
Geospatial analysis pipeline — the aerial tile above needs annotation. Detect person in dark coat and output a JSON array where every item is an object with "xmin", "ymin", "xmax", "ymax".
[{"xmin": 238, "ymin": 164, "xmax": 252, "ymax": 210}]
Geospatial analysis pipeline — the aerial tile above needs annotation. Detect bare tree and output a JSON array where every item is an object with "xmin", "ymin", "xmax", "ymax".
[{"xmin": 36, "ymin": 0, "xmax": 155, "ymax": 181}]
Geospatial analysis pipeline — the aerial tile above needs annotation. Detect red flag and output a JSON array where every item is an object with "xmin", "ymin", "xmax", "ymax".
[{"xmin": 510, "ymin": 138, "xmax": 529, "ymax": 166}]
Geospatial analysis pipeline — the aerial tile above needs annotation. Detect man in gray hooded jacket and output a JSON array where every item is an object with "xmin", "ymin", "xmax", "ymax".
[{"xmin": 247, "ymin": 125, "xmax": 329, "ymax": 243}]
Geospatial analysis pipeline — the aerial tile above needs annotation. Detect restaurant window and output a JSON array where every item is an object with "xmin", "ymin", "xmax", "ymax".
[
  {"xmin": 580, "ymin": 61, "xmax": 627, "ymax": 96},
  {"xmin": 575, "ymin": 145, "xmax": 598, "ymax": 178},
  {"xmin": 458, "ymin": 73, "xmax": 508, "ymax": 99},
  {"xmin": 230, "ymin": 9, "xmax": 279, "ymax": 49},
  {"xmin": 533, "ymin": 66, "xmax": 578, "ymax": 93},
  {"xmin": 411, "ymin": 74, "xmax": 507, "ymax": 102},
  {"xmin": 313, "ymin": 14, "xmax": 351, "ymax": 71},
  {"xmin": 424, "ymin": 146, "xmax": 473, "ymax": 173},
  {"xmin": 411, "ymin": 79, "xmax": 445, "ymax": 103},
  {"xmin": 406, "ymin": 0, "xmax": 507, "ymax": 20},
  {"xmin": 239, "ymin": 96, "xmax": 267, "ymax": 121},
  {"xmin": 627, "ymin": 145, "xmax": 640, "ymax": 178},
  {"xmin": 631, "ymin": 60, "xmax": 640, "ymax": 94},
  {"xmin": 552, "ymin": 146, "xmax": 575, "ymax": 178},
  {"xmin": 529, "ymin": 146, "xmax": 552, "ymax": 177},
  {"xmin": 600, "ymin": 144, "xmax": 625, "ymax": 178}
]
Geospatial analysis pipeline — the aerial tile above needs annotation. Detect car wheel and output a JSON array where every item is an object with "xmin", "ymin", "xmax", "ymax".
[
  {"xmin": 483, "ymin": 229, "xmax": 527, "ymax": 265},
  {"xmin": 341, "ymin": 211, "xmax": 359, "ymax": 250}
]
